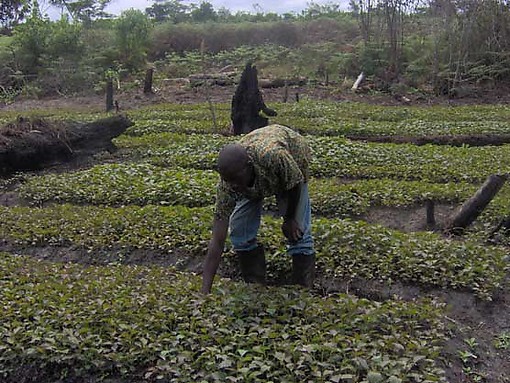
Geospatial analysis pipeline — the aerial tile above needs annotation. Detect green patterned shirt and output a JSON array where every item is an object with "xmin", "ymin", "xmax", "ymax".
[{"xmin": 214, "ymin": 124, "xmax": 311, "ymax": 221}]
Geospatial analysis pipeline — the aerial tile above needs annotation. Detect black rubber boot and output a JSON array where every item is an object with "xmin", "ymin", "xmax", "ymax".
[
  {"xmin": 237, "ymin": 244, "xmax": 266, "ymax": 285},
  {"xmin": 292, "ymin": 254, "xmax": 315, "ymax": 288}
]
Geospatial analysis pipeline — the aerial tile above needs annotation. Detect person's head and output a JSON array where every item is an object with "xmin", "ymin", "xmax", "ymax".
[{"xmin": 217, "ymin": 144, "xmax": 254, "ymax": 193}]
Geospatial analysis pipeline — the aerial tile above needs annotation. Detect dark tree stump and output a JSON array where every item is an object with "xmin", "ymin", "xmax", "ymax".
[
  {"xmin": 426, "ymin": 199, "xmax": 435, "ymax": 229},
  {"xmin": 444, "ymin": 174, "xmax": 508, "ymax": 235},
  {"xmin": 231, "ymin": 62, "xmax": 277, "ymax": 135},
  {"xmin": 144, "ymin": 68, "xmax": 154, "ymax": 94},
  {"xmin": 106, "ymin": 79, "xmax": 114, "ymax": 112}
]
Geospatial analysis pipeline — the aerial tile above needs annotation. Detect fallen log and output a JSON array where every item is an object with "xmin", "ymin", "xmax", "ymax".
[
  {"xmin": 188, "ymin": 73, "xmax": 307, "ymax": 88},
  {"xmin": 444, "ymin": 174, "xmax": 508, "ymax": 235},
  {"xmin": 189, "ymin": 72, "xmax": 237, "ymax": 87},
  {"xmin": 258, "ymin": 77, "xmax": 307, "ymax": 88},
  {"xmin": 0, "ymin": 115, "xmax": 132, "ymax": 175}
]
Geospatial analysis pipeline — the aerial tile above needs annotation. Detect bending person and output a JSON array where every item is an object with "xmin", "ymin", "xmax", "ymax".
[{"xmin": 201, "ymin": 124, "xmax": 315, "ymax": 294}]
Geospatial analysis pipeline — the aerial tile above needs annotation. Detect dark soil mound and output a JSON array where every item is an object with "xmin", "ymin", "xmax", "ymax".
[{"xmin": 0, "ymin": 115, "xmax": 132, "ymax": 176}]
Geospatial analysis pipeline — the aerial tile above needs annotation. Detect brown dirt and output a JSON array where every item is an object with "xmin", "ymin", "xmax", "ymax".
[
  {"xmin": 3, "ymin": 82, "xmax": 510, "ymax": 114},
  {"xmin": 362, "ymin": 203, "xmax": 458, "ymax": 232},
  {"xmin": 347, "ymin": 133, "xmax": 510, "ymax": 146}
]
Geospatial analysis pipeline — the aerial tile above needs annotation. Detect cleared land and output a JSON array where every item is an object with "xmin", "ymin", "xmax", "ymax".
[{"xmin": 0, "ymin": 90, "xmax": 509, "ymax": 383}]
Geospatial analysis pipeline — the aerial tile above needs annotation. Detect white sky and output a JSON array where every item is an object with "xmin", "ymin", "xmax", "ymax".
[{"xmin": 42, "ymin": 0, "xmax": 350, "ymax": 19}]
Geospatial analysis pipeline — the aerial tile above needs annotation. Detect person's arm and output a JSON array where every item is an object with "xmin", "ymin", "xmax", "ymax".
[
  {"xmin": 201, "ymin": 218, "xmax": 229, "ymax": 294},
  {"xmin": 281, "ymin": 183, "xmax": 303, "ymax": 242}
]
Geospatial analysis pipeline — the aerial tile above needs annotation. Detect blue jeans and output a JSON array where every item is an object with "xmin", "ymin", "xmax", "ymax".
[{"xmin": 229, "ymin": 183, "xmax": 315, "ymax": 256}]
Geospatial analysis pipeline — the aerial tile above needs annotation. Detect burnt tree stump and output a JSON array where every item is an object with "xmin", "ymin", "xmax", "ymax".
[
  {"xmin": 144, "ymin": 68, "xmax": 154, "ymax": 94},
  {"xmin": 231, "ymin": 62, "xmax": 277, "ymax": 135},
  {"xmin": 444, "ymin": 174, "xmax": 508, "ymax": 235},
  {"xmin": 425, "ymin": 199, "xmax": 436, "ymax": 229},
  {"xmin": 0, "ymin": 115, "xmax": 133, "ymax": 175},
  {"xmin": 106, "ymin": 79, "xmax": 114, "ymax": 112}
]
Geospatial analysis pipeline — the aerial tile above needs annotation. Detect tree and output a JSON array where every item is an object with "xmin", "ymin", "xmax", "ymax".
[
  {"xmin": 12, "ymin": 3, "xmax": 51, "ymax": 74},
  {"xmin": 190, "ymin": 1, "xmax": 217, "ymax": 23},
  {"xmin": 216, "ymin": 6, "xmax": 232, "ymax": 22},
  {"xmin": 302, "ymin": 2, "xmax": 341, "ymax": 19},
  {"xmin": 145, "ymin": 0, "xmax": 188, "ymax": 23},
  {"xmin": 49, "ymin": 0, "xmax": 112, "ymax": 23},
  {"xmin": 0, "ymin": 0, "xmax": 30, "ymax": 31},
  {"xmin": 433, "ymin": 0, "xmax": 510, "ymax": 91},
  {"xmin": 115, "ymin": 9, "xmax": 151, "ymax": 71},
  {"xmin": 351, "ymin": 0, "xmax": 421, "ymax": 77}
]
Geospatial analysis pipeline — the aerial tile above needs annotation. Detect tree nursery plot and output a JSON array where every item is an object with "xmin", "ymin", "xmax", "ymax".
[{"xmin": 0, "ymin": 101, "xmax": 509, "ymax": 383}]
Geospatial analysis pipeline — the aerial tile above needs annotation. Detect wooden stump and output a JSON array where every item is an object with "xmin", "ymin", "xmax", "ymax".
[
  {"xmin": 444, "ymin": 174, "xmax": 508, "ymax": 235},
  {"xmin": 426, "ymin": 199, "xmax": 436, "ymax": 229},
  {"xmin": 106, "ymin": 79, "xmax": 114, "ymax": 112},
  {"xmin": 144, "ymin": 68, "xmax": 154, "ymax": 94}
]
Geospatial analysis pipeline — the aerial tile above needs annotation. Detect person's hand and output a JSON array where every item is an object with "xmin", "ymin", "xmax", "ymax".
[
  {"xmin": 282, "ymin": 218, "xmax": 303, "ymax": 242},
  {"xmin": 262, "ymin": 107, "xmax": 277, "ymax": 117}
]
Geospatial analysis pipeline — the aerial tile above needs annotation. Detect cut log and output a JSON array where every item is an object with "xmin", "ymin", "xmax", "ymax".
[
  {"xmin": 231, "ymin": 62, "xmax": 277, "ymax": 135},
  {"xmin": 0, "ymin": 115, "xmax": 132, "ymax": 175},
  {"xmin": 188, "ymin": 73, "xmax": 307, "ymax": 88},
  {"xmin": 258, "ymin": 77, "xmax": 307, "ymax": 88},
  {"xmin": 444, "ymin": 174, "xmax": 508, "ymax": 235},
  {"xmin": 352, "ymin": 72, "xmax": 365, "ymax": 91},
  {"xmin": 189, "ymin": 72, "xmax": 236, "ymax": 87}
]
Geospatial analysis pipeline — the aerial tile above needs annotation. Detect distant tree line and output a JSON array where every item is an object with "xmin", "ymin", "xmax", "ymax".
[{"xmin": 1, "ymin": 0, "xmax": 510, "ymax": 100}]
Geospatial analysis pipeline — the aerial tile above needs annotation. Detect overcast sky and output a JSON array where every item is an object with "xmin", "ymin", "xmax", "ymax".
[
  {"xmin": 42, "ymin": 0, "xmax": 350, "ymax": 18},
  {"xmin": 105, "ymin": 1, "xmax": 350, "ymax": 15}
]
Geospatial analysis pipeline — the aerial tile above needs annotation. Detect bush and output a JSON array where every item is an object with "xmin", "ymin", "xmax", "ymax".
[{"xmin": 115, "ymin": 9, "xmax": 152, "ymax": 72}]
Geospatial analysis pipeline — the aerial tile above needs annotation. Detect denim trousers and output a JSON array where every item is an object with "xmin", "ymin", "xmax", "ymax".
[{"xmin": 229, "ymin": 183, "xmax": 315, "ymax": 256}]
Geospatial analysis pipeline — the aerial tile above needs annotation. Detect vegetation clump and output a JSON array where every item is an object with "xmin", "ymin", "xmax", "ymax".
[{"xmin": 0, "ymin": 252, "xmax": 446, "ymax": 382}]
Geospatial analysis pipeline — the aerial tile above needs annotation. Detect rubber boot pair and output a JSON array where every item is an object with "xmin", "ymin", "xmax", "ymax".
[
  {"xmin": 292, "ymin": 254, "xmax": 315, "ymax": 288},
  {"xmin": 237, "ymin": 246, "xmax": 315, "ymax": 288},
  {"xmin": 237, "ymin": 244, "xmax": 266, "ymax": 285}
]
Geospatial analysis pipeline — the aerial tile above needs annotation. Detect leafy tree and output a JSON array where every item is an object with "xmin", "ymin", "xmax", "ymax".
[
  {"xmin": 49, "ymin": 0, "xmax": 112, "ymax": 23},
  {"xmin": 216, "ymin": 6, "xmax": 232, "ymax": 22},
  {"xmin": 145, "ymin": 0, "xmax": 189, "ymax": 23},
  {"xmin": 351, "ymin": 0, "xmax": 421, "ymax": 78},
  {"xmin": 190, "ymin": 1, "xmax": 217, "ymax": 22},
  {"xmin": 11, "ymin": 3, "xmax": 51, "ymax": 74},
  {"xmin": 47, "ymin": 16, "xmax": 83, "ymax": 58},
  {"xmin": 115, "ymin": 9, "xmax": 151, "ymax": 71},
  {"xmin": 302, "ymin": 2, "xmax": 342, "ymax": 19},
  {"xmin": 433, "ymin": 0, "xmax": 510, "ymax": 90},
  {"xmin": 0, "ymin": 0, "xmax": 30, "ymax": 31}
]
